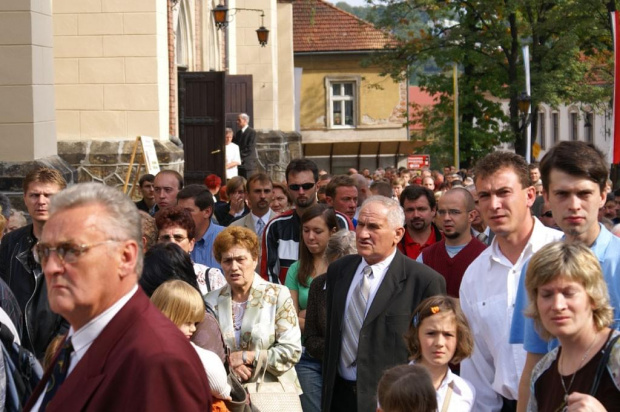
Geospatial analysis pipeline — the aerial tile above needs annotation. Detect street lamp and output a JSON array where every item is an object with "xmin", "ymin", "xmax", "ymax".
[{"xmin": 212, "ymin": 4, "xmax": 270, "ymax": 47}]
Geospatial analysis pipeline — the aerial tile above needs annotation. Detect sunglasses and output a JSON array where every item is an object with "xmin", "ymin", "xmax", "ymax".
[
  {"xmin": 541, "ymin": 211, "xmax": 553, "ymax": 218},
  {"xmin": 288, "ymin": 183, "xmax": 315, "ymax": 191}
]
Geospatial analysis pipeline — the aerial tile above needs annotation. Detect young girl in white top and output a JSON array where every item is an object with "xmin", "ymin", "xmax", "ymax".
[
  {"xmin": 406, "ymin": 296, "xmax": 476, "ymax": 412},
  {"xmin": 151, "ymin": 280, "xmax": 231, "ymax": 403}
]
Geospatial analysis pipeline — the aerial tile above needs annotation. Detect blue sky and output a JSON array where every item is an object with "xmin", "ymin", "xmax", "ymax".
[{"xmin": 326, "ymin": 0, "xmax": 369, "ymax": 7}]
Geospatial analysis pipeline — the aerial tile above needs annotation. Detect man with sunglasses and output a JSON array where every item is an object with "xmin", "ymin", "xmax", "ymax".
[
  {"xmin": 0, "ymin": 167, "xmax": 67, "ymax": 360},
  {"xmin": 25, "ymin": 183, "xmax": 211, "ymax": 411},
  {"xmin": 260, "ymin": 159, "xmax": 353, "ymax": 284}
]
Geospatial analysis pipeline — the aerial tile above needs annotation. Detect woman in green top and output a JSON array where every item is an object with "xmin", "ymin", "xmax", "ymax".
[
  {"xmin": 285, "ymin": 204, "xmax": 338, "ymax": 332},
  {"xmin": 285, "ymin": 204, "xmax": 338, "ymax": 412}
]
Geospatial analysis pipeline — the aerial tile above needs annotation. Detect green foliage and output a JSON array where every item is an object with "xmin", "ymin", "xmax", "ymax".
[{"xmin": 363, "ymin": 0, "xmax": 615, "ymax": 162}]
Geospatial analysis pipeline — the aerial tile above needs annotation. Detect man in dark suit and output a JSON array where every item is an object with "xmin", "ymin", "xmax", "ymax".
[
  {"xmin": 234, "ymin": 113, "xmax": 258, "ymax": 177},
  {"xmin": 25, "ymin": 183, "xmax": 211, "ymax": 411},
  {"xmin": 322, "ymin": 195, "xmax": 446, "ymax": 412}
]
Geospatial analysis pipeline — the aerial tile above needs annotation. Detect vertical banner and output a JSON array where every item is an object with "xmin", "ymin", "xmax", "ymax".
[
  {"xmin": 453, "ymin": 63, "xmax": 459, "ymax": 169},
  {"xmin": 612, "ymin": 12, "xmax": 620, "ymax": 163},
  {"xmin": 523, "ymin": 46, "xmax": 531, "ymax": 163}
]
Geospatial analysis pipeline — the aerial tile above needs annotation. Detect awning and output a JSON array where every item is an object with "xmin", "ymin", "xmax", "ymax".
[{"xmin": 302, "ymin": 140, "xmax": 428, "ymax": 171}]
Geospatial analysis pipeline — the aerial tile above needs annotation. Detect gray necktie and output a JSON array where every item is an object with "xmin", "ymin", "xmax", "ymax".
[
  {"xmin": 342, "ymin": 266, "xmax": 373, "ymax": 367},
  {"xmin": 256, "ymin": 218, "xmax": 265, "ymax": 236},
  {"xmin": 477, "ymin": 232, "xmax": 488, "ymax": 243}
]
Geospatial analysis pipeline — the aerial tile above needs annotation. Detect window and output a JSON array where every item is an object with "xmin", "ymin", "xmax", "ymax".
[
  {"xmin": 570, "ymin": 112, "xmax": 579, "ymax": 141},
  {"xmin": 584, "ymin": 112, "xmax": 594, "ymax": 143},
  {"xmin": 325, "ymin": 76, "xmax": 360, "ymax": 128},
  {"xmin": 552, "ymin": 113, "xmax": 559, "ymax": 144},
  {"xmin": 538, "ymin": 111, "xmax": 546, "ymax": 150}
]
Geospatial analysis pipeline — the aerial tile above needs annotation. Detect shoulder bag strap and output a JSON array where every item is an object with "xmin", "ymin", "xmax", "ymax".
[
  {"xmin": 440, "ymin": 381, "xmax": 455, "ymax": 412},
  {"xmin": 589, "ymin": 333, "xmax": 620, "ymax": 395}
]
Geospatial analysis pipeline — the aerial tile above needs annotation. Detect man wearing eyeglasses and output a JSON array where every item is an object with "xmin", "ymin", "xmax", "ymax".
[
  {"xmin": 0, "ymin": 167, "xmax": 68, "ymax": 360},
  {"xmin": 260, "ymin": 159, "xmax": 353, "ymax": 284},
  {"xmin": 416, "ymin": 188, "xmax": 486, "ymax": 297},
  {"xmin": 25, "ymin": 183, "xmax": 211, "ymax": 411}
]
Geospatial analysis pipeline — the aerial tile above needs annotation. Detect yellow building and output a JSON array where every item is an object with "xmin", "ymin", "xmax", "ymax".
[{"xmin": 293, "ymin": 0, "xmax": 416, "ymax": 173}]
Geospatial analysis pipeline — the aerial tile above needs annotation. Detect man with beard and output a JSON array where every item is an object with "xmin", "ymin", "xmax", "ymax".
[
  {"xmin": 397, "ymin": 186, "xmax": 442, "ymax": 260},
  {"xmin": 261, "ymin": 159, "xmax": 352, "ymax": 284},
  {"xmin": 417, "ymin": 188, "xmax": 486, "ymax": 297}
]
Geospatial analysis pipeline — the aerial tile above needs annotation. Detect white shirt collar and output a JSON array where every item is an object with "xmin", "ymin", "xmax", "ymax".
[
  {"xmin": 251, "ymin": 210, "xmax": 271, "ymax": 224},
  {"xmin": 241, "ymin": 125, "xmax": 248, "ymax": 133},
  {"xmin": 68, "ymin": 285, "xmax": 139, "ymax": 373}
]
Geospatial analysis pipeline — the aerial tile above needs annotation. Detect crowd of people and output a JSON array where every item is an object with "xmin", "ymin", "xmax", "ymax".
[{"xmin": 1, "ymin": 139, "xmax": 620, "ymax": 411}]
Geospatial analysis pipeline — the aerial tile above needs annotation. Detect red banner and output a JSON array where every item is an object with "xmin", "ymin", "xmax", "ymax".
[{"xmin": 612, "ymin": 12, "xmax": 620, "ymax": 163}]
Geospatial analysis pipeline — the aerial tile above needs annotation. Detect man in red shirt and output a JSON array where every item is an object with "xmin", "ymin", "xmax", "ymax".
[{"xmin": 397, "ymin": 186, "xmax": 442, "ymax": 259}]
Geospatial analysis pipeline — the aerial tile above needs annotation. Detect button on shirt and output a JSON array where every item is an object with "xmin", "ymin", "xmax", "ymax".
[
  {"xmin": 459, "ymin": 218, "xmax": 562, "ymax": 412},
  {"xmin": 338, "ymin": 249, "xmax": 397, "ymax": 381},
  {"xmin": 32, "ymin": 285, "xmax": 139, "ymax": 411}
]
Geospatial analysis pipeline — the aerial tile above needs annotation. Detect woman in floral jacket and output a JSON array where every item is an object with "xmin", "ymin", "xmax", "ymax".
[{"xmin": 206, "ymin": 226, "xmax": 302, "ymax": 392}]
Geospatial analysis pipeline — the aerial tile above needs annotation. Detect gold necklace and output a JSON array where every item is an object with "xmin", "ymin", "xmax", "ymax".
[{"xmin": 557, "ymin": 331, "xmax": 600, "ymax": 410}]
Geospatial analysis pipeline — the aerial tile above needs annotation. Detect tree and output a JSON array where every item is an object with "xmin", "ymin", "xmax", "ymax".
[{"xmin": 365, "ymin": 0, "xmax": 614, "ymax": 164}]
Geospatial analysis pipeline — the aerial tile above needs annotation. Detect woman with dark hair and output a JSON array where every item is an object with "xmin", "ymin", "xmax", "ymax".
[
  {"xmin": 293, "ymin": 227, "xmax": 357, "ymax": 412},
  {"xmin": 285, "ymin": 204, "xmax": 338, "ymax": 332},
  {"xmin": 270, "ymin": 181, "xmax": 292, "ymax": 214},
  {"xmin": 140, "ymin": 242, "xmax": 200, "ymax": 296},
  {"xmin": 155, "ymin": 206, "xmax": 226, "ymax": 296},
  {"xmin": 140, "ymin": 242, "xmax": 227, "ymax": 363}
]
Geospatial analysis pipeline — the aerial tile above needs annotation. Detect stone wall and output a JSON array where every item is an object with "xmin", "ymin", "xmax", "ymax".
[
  {"xmin": 256, "ymin": 130, "xmax": 301, "ymax": 183},
  {"xmin": 58, "ymin": 138, "xmax": 183, "ymax": 198}
]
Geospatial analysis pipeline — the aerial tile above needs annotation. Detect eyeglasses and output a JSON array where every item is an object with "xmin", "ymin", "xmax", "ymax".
[
  {"xmin": 34, "ymin": 240, "xmax": 118, "ymax": 265},
  {"xmin": 158, "ymin": 234, "xmax": 189, "ymax": 243},
  {"xmin": 541, "ymin": 211, "xmax": 553, "ymax": 218},
  {"xmin": 288, "ymin": 183, "xmax": 315, "ymax": 191}
]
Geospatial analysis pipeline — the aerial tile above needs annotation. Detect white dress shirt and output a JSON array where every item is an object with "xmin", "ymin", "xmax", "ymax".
[
  {"xmin": 32, "ymin": 285, "xmax": 139, "ymax": 411},
  {"xmin": 338, "ymin": 249, "xmax": 397, "ymax": 381},
  {"xmin": 409, "ymin": 361, "xmax": 476, "ymax": 412},
  {"xmin": 459, "ymin": 218, "xmax": 562, "ymax": 412}
]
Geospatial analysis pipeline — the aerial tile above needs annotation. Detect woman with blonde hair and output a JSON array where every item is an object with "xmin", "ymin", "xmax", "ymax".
[
  {"xmin": 525, "ymin": 241, "xmax": 620, "ymax": 411},
  {"xmin": 151, "ymin": 280, "xmax": 231, "ymax": 406}
]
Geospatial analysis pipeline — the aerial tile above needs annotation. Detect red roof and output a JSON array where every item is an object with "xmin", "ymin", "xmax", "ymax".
[{"xmin": 293, "ymin": 0, "xmax": 396, "ymax": 53}]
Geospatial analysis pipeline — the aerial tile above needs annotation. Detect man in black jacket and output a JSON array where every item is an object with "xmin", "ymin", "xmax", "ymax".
[
  {"xmin": 234, "ymin": 113, "xmax": 258, "ymax": 178},
  {"xmin": 0, "ymin": 168, "xmax": 67, "ymax": 359}
]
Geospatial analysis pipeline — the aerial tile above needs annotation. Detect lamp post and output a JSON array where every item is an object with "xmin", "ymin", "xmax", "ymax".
[{"xmin": 212, "ymin": 4, "xmax": 270, "ymax": 47}]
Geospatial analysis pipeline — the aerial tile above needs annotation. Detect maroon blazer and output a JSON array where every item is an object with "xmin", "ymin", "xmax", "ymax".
[{"xmin": 25, "ymin": 288, "xmax": 212, "ymax": 411}]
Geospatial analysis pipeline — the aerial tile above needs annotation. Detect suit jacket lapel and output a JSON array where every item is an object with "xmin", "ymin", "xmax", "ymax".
[
  {"xmin": 36, "ymin": 289, "xmax": 149, "ymax": 411},
  {"xmin": 363, "ymin": 252, "xmax": 407, "ymax": 326},
  {"xmin": 333, "ymin": 256, "xmax": 362, "ymax": 328}
]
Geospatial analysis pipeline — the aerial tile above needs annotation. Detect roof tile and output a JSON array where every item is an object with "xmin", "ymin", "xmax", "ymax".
[{"xmin": 293, "ymin": 0, "xmax": 396, "ymax": 52}]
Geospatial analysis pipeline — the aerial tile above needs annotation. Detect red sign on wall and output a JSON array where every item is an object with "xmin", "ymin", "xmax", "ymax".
[{"xmin": 407, "ymin": 155, "xmax": 430, "ymax": 169}]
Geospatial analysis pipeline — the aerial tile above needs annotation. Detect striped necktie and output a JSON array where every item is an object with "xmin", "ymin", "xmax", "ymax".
[
  {"xmin": 341, "ymin": 266, "xmax": 373, "ymax": 367},
  {"xmin": 256, "ymin": 218, "xmax": 265, "ymax": 236}
]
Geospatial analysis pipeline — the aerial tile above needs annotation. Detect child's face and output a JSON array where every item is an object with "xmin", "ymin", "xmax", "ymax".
[
  {"xmin": 179, "ymin": 321, "xmax": 197, "ymax": 339},
  {"xmin": 417, "ymin": 312, "xmax": 457, "ymax": 369}
]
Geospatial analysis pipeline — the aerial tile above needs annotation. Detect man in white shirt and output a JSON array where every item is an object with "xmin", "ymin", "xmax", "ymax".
[
  {"xmin": 459, "ymin": 152, "xmax": 562, "ymax": 412},
  {"xmin": 225, "ymin": 127, "xmax": 241, "ymax": 180},
  {"xmin": 25, "ymin": 183, "xmax": 210, "ymax": 411}
]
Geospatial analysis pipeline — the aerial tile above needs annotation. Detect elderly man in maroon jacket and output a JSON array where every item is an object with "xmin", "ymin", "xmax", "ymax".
[{"xmin": 25, "ymin": 183, "xmax": 211, "ymax": 411}]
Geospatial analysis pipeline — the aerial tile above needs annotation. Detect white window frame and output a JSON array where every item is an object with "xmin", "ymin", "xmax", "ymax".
[
  {"xmin": 325, "ymin": 76, "xmax": 361, "ymax": 129},
  {"xmin": 569, "ymin": 111, "xmax": 579, "ymax": 141},
  {"xmin": 584, "ymin": 112, "xmax": 594, "ymax": 144}
]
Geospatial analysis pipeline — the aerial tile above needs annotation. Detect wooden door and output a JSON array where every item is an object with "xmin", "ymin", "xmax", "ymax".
[{"xmin": 178, "ymin": 71, "xmax": 225, "ymax": 185}]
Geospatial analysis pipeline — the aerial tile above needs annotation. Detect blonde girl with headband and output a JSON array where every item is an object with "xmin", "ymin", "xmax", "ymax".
[
  {"xmin": 405, "ymin": 295, "xmax": 476, "ymax": 412},
  {"xmin": 151, "ymin": 280, "xmax": 231, "ymax": 405}
]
